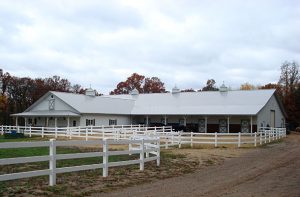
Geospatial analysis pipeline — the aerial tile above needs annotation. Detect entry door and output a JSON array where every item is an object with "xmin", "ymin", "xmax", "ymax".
[
  {"xmin": 241, "ymin": 120, "xmax": 250, "ymax": 133},
  {"xmin": 270, "ymin": 110, "xmax": 275, "ymax": 128},
  {"xmin": 198, "ymin": 119, "xmax": 205, "ymax": 133},
  {"xmin": 219, "ymin": 119, "xmax": 227, "ymax": 133}
]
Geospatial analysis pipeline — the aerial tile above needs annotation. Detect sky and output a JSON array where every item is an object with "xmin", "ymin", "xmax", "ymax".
[{"xmin": 0, "ymin": 0, "xmax": 299, "ymax": 94}]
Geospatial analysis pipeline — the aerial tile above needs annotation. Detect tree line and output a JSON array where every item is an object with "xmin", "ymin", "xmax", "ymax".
[{"xmin": 0, "ymin": 61, "xmax": 299, "ymax": 128}]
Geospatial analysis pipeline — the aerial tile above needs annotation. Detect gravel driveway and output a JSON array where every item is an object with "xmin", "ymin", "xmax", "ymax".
[{"xmin": 100, "ymin": 132, "xmax": 300, "ymax": 197}]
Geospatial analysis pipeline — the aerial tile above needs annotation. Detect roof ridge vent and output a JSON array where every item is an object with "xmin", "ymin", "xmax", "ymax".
[
  {"xmin": 172, "ymin": 85, "xmax": 180, "ymax": 94},
  {"xmin": 219, "ymin": 82, "xmax": 228, "ymax": 92},
  {"xmin": 131, "ymin": 88, "xmax": 139, "ymax": 95},
  {"xmin": 85, "ymin": 87, "xmax": 96, "ymax": 97}
]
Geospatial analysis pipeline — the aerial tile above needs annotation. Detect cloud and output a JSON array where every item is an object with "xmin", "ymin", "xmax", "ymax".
[{"xmin": 1, "ymin": 0, "xmax": 300, "ymax": 94}]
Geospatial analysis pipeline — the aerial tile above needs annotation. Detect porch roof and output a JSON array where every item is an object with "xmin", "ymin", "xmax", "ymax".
[{"xmin": 11, "ymin": 110, "xmax": 80, "ymax": 117}]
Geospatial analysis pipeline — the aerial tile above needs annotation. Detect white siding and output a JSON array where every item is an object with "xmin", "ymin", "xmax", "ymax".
[
  {"xmin": 79, "ymin": 114, "xmax": 131, "ymax": 126},
  {"xmin": 257, "ymin": 95, "xmax": 285, "ymax": 128},
  {"xmin": 30, "ymin": 94, "xmax": 76, "ymax": 112}
]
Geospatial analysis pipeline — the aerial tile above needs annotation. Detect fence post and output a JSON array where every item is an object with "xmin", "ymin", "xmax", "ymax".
[
  {"xmin": 165, "ymin": 136, "xmax": 169, "ymax": 149},
  {"xmin": 190, "ymin": 132, "xmax": 193, "ymax": 148},
  {"xmin": 179, "ymin": 132, "xmax": 182, "ymax": 148},
  {"xmin": 264, "ymin": 130, "xmax": 267, "ymax": 143},
  {"xmin": 85, "ymin": 128, "xmax": 88, "ymax": 141},
  {"xmin": 103, "ymin": 138, "xmax": 108, "ymax": 177},
  {"xmin": 69, "ymin": 127, "xmax": 72, "ymax": 139},
  {"xmin": 1, "ymin": 125, "xmax": 3, "ymax": 135},
  {"xmin": 29, "ymin": 126, "xmax": 32, "ymax": 137},
  {"xmin": 49, "ymin": 139, "xmax": 56, "ymax": 186},
  {"xmin": 214, "ymin": 132, "xmax": 218, "ymax": 147},
  {"xmin": 259, "ymin": 131, "xmax": 262, "ymax": 145},
  {"xmin": 254, "ymin": 132, "xmax": 257, "ymax": 147},
  {"xmin": 268, "ymin": 130, "xmax": 271, "ymax": 143},
  {"xmin": 42, "ymin": 127, "xmax": 44, "ymax": 138},
  {"xmin": 238, "ymin": 132, "xmax": 241, "ymax": 148},
  {"xmin": 140, "ymin": 139, "xmax": 145, "ymax": 171},
  {"xmin": 102, "ymin": 125, "xmax": 104, "ymax": 139},
  {"xmin": 156, "ymin": 137, "xmax": 160, "ymax": 166}
]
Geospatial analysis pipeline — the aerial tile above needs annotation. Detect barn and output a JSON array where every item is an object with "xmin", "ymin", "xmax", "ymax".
[{"xmin": 12, "ymin": 85, "xmax": 287, "ymax": 133}]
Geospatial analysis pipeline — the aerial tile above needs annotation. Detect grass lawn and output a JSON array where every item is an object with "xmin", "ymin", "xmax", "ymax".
[{"xmin": 0, "ymin": 135, "xmax": 201, "ymax": 196}]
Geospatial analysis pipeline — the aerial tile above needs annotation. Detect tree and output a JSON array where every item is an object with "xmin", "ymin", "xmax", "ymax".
[
  {"xmin": 202, "ymin": 79, "xmax": 219, "ymax": 91},
  {"xmin": 240, "ymin": 82, "xmax": 256, "ymax": 90},
  {"xmin": 259, "ymin": 83, "xmax": 279, "ymax": 90},
  {"xmin": 278, "ymin": 61, "xmax": 300, "ymax": 128},
  {"xmin": 181, "ymin": 88, "xmax": 196, "ymax": 92},
  {"xmin": 110, "ymin": 73, "xmax": 166, "ymax": 95},
  {"xmin": 143, "ymin": 77, "xmax": 165, "ymax": 93}
]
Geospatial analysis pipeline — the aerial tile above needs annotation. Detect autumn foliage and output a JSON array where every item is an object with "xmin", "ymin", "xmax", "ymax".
[{"xmin": 110, "ymin": 73, "xmax": 166, "ymax": 95}]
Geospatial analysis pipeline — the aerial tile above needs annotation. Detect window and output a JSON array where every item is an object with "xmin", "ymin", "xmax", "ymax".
[
  {"xmin": 34, "ymin": 118, "xmax": 37, "ymax": 125},
  {"xmin": 109, "ymin": 119, "xmax": 117, "ymax": 126},
  {"xmin": 73, "ymin": 120, "xmax": 77, "ymax": 127},
  {"xmin": 179, "ymin": 119, "xmax": 185, "ymax": 126},
  {"xmin": 86, "ymin": 119, "xmax": 95, "ymax": 126}
]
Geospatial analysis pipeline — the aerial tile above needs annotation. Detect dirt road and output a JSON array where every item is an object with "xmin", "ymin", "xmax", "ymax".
[{"xmin": 102, "ymin": 133, "xmax": 300, "ymax": 197}]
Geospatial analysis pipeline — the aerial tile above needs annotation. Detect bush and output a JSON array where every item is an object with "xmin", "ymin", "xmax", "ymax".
[{"xmin": 4, "ymin": 132, "xmax": 25, "ymax": 139}]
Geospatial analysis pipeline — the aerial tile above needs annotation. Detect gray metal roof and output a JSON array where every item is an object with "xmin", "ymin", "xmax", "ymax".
[
  {"xmin": 50, "ymin": 91, "xmax": 135, "ymax": 114},
  {"xmin": 105, "ymin": 89, "xmax": 276, "ymax": 115},
  {"xmin": 18, "ymin": 89, "xmax": 277, "ymax": 116}
]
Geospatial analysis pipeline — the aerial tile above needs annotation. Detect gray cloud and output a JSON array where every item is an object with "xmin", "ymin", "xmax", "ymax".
[{"xmin": 1, "ymin": 0, "xmax": 299, "ymax": 94}]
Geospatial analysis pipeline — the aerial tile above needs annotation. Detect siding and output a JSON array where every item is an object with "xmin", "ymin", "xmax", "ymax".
[
  {"xmin": 257, "ymin": 95, "xmax": 285, "ymax": 128},
  {"xmin": 80, "ymin": 114, "xmax": 131, "ymax": 126}
]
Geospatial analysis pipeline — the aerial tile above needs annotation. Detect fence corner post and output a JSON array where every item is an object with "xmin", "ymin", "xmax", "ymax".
[
  {"xmin": 103, "ymin": 138, "xmax": 108, "ymax": 177},
  {"xmin": 157, "ymin": 137, "xmax": 160, "ymax": 166},
  {"xmin": 42, "ymin": 127, "xmax": 44, "ymax": 138},
  {"xmin": 238, "ymin": 132, "xmax": 241, "ymax": 148},
  {"xmin": 254, "ymin": 132, "xmax": 257, "ymax": 147},
  {"xmin": 214, "ymin": 132, "xmax": 218, "ymax": 147},
  {"xmin": 49, "ymin": 139, "xmax": 56, "ymax": 186},
  {"xmin": 140, "ymin": 139, "xmax": 145, "ymax": 171}
]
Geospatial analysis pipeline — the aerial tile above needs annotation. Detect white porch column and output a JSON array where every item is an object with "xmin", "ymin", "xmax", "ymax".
[
  {"xmin": 46, "ymin": 117, "xmax": 49, "ymax": 127},
  {"xmin": 250, "ymin": 116, "xmax": 253, "ymax": 133},
  {"xmin": 227, "ymin": 116, "xmax": 230, "ymax": 133},
  {"xmin": 205, "ymin": 116, "xmax": 208, "ymax": 133},
  {"xmin": 67, "ymin": 117, "xmax": 70, "ymax": 127},
  {"xmin": 146, "ymin": 116, "xmax": 149, "ymax": 126},
  {"xmin": 183, "ymin": 116, "xmax": 187, "ymax": 126},
  {"xmin": 24, "ymin": 118, "xmax": 27, "ymax": 127},
  {"xmin": 164, "ymin": 115, "xmax": 167, "ymax": 125},
  {"xmin": 54, "ymin": 118, "xmax": 57, "ymax": 128},
  {"xmin": 15, "ymin": 117, "xmax": 18, "ymax": 126}
]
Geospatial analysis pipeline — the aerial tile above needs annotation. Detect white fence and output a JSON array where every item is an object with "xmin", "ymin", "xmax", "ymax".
[
  {"xmin": 0, "ymin": 125, "xmax": 286, "ymax": 148},
  {"xmin": 0, "ymin": 138, "xmax": 160, "ymax": 186}
]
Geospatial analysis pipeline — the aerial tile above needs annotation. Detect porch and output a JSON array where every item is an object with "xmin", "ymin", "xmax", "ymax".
[{"xmin": 134, "ymin": 115, "xmax": 257, "ymax": 133}]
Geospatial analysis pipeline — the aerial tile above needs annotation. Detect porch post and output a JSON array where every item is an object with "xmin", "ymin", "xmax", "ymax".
[
  {"xmin": 205, "ymin": 116, "xmax": 207, "ymax": 133},
  {"xmin": 54, "ymin": 118, "xmax": 57, "ymax": 128},
  {"xmin": 67, "ymin": 117, "xmax": 70, "ymax": 127},
  {"xmin": 146, "ymin": 116, "xmax": 149, "ymax": 126},
  {"xmin": 46, "ymin": 117, "xmax": 49, "ymax": 127},
  {"xmin": 183, "ymin": 116, "xmax": 187, "ymax": 126},
  {"xmin": 250, "ymin": 116, "xmax": 253, "ymax": 133},
  {"xmin": 24, "ymin": 117, "xmax": 27, "ymax": 127},
  {"xmin": 227, "ymin": 116, "xmax": 230, "ymax": 133},
  {"xmin": 164, "ymin": 115, "xmax": 167, "ymax": 125},
  {"xmin": 15, "ymin": 117, "xmax": 18, "ymax": 126}
]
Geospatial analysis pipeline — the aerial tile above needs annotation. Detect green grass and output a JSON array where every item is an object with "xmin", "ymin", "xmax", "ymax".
[{"xmin": 0, "ymin": 135, "xmax": 46, "ymax": 143}]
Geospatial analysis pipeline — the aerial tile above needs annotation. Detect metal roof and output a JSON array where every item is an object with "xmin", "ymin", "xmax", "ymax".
[
  {"xmin": 18, "ymin": 89, "xmax": 278, "ymax": 116},
  {"xmin": 50, "ymin": 91, "xmax": 135, "ymax": 114},
  {"xmin": 105, "ymin": 89, "xmax": 276, "ymax": 115}
]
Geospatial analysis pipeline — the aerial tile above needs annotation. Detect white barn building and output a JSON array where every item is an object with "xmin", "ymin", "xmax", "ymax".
[{"xmin": 12, "ymin": 87, "xmax": 286, "ymax": 133}]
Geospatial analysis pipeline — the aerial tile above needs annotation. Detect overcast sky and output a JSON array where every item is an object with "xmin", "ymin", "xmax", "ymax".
[{"xmin": 1, "ymin": 0, "xmax": 299, "ymax": 94}]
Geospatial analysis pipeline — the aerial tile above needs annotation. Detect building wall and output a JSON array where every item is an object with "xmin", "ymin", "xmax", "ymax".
[
  {"xmin": 257, "ymin": 95, "xmax": 285, "ymax": 128},
  {"xmin": 80, "ymin": 114, "xmax": 131, "ymax": 127},
  {"xmin": 30, "ymin": 93, "xmax": 77, "ymax": 112}
]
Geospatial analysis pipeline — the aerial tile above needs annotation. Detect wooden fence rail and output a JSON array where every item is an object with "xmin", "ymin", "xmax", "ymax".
[{"xmin": 0, "ymin": 138, "xmax": 160, "ymax": 186}]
